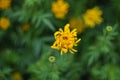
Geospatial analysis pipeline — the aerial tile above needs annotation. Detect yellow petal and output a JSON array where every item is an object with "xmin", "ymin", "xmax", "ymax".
[
  {"xmin": 70, "ymin": 48, "xmax": 77, "ymax": 54},
  {"xmin": 76, "ymin": 38, "xmax": 81, "ymax": 43},
  {"xmin": 54, "ymin": 31, "xmax": 61, "ymax": 39},
  {"xmin": 51, "ymin": 41, "xmax": 59, "ymax": 50},
  {"xmin": 60, "ymin": 50, "xmax": 63, "ymax": 55},
  {"xmin": 61, "ymin": 48, "xmax": 68, "ymax": 53},
  {"xmin": 64, "ymin": 24, "xmax": 70, "ymax": 33},
  {"xmin": 69, "ymin": 49, "xmax": 74, "ymax": 54},
  {"xmin": 59, "ymin": 28, "xmax": 63, "ymax": 32},
  {"xmin": 71, "ymin": 29, "xmax": 77, "ymax": 34}
]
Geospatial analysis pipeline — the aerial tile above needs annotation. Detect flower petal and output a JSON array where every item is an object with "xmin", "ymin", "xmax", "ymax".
[
  {"xmin": 76, "ymin": 38, "xmax": 81, "ymax": 43},
  {"xmin": 64, "ymin": 24, "xmax": 70, "ymax": 33}
]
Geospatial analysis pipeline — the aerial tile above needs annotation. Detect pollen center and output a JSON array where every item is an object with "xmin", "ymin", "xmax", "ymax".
[{"xmin": 63, "ymin": 36, "xmax": 68, "ymax": 40}]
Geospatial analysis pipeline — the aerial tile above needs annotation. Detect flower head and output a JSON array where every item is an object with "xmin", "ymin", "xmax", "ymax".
[
  {"xmin": 69, "ymin": 18, "xmax": 86, "ymax": 33},
  {"xmin": 0, "ymin": 0, "xmax": 11, "ymax": 10},
  {"xmin": 51, "ymin": 24, "xmax": 81, "ymax": 55},
  {"xmin": 0, "ymin": 17, "xmax": 10, "ymax": 30},
  {"xmin": 83, "ymin": 6, "xmax": 103, "ymax": 28},
  {"xmin": 12, "ymin": 71, "xmax": 23, "ymax": 80},
  {"xmin": 51, "ymin": 0, "xmax": 69, "ymax": 19},
  {"xmin": 49, "ymin": 56, "xmax": 56, "ymax": 63},
  {"xmin": 106, "ymin": 26, "xmax": 112, "ymax": 32},
  {"xmin": 21, "ymin": 23, "xmax": 30, "ymax": 32}
]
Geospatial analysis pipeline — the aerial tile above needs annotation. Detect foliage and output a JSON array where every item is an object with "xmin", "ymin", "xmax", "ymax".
[{"xmin": 0, "ymin": 0, "xmax": 120, "ymax": 80}]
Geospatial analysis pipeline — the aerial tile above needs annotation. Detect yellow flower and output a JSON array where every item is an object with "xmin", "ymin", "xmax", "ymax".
[
  {"xmin": 69, "ymin": 18, "xmax": 86, "ymax": 33},
  {"xmin": 83, "ymin": 6, "xmax": 103, "ymax": 28},
  {"xmin": 51, "ymin": 0, "xmax": 69, "ymax": 19},
  {"xmin": 49, "ymin": 56, "xmax": 56, "ymax": 63},
  {"xmin": 0, "ymin": 17, "xmax": 10, "ymax": 30},
  {"xmin": 12, "ymin": 71, "xmax": 23, "ymax": 80},
  {"xmin": 51, "ymin": 24, "xmax": 81, "ymax": 55},
  {"xmin": 21, "ymin": 23, "xmax": 30, "ymax": 32},
  {"xmin": 0, "ymin": 0, "xmax": 11, "ymax": 10}
]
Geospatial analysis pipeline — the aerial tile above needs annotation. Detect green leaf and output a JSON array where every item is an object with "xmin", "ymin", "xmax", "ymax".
[
  {"xmin": 43, "ymin": 18, "xmax": 55, "ymax": 31},
  {"xmin": 32, "ymin": 39, "xmax": 41, "ymax": 56}
]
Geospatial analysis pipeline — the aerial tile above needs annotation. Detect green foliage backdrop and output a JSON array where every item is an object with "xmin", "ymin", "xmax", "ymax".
[{"xmin": 0, "ymin": 0, "xmax": 120, "ymax": 80}]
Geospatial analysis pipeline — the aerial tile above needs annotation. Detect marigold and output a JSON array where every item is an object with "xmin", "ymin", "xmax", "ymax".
[
  {"xmin": 51, "ymin": 24, "xmax": 81, "ymax": 55},
  {"xmin": 51, "ymin": 0, "xmax": 69, "ymax": 19},
  {"xmin": 21, "ymin": 23, "xmax": 30, "ymax": 32},
  {"xmin": 69, "ymin": 18, "xmax": 86, "ymax": 33},
  {"xmin": 0, "ymin": 0, "xmax": 11, "ymax": 10},
  {"xmin": 83, "ymin": 6, "xmax": 103, "ymax": 28},
  {"xmin": 12, "ymin": 71, "xmax": 23, "ymax": 80},
  {"xmin": 0, "ymin": 17, "xmax": 10, "ymax": 30}
]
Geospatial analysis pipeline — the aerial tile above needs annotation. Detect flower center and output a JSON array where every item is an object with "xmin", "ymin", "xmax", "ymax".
[{"xmin": 63, "ymin": 36, "xmax": 68, "ymax": 40}]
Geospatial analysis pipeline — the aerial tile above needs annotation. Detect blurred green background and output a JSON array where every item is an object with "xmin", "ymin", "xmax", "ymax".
[{"xmin": 0, "ymin": 0, "xmax": 120, "ymax": 80}]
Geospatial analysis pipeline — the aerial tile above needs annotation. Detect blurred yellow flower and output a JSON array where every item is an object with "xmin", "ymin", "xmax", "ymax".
[
  {"xmin": 0, "ymin": 17, "xmax": 10, "ymax": 30},
  {"xmin": 0, "ymin": 0, "xmax": 11, "ymax": 10},
  {"xmin": 51, "ymin": 24, "xmax": 81, "ymax": 55},
  {"xmin": 21, "ymin": 23, "xmax": 30, "ymax": 32},
  {"xmin": 12, "ymin": 71, "xmax": 23, "ymax": 80},
  {"xmin": 83, "ymin": 6, "xmax": 103, "ymax": 28},
  {"xmin": 69, "ymin": 18, "xmax": 86, "ymax": 33},
  {"xmin": 51, "ymin": 0, "xmax": 69, "ymax": 19}
]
